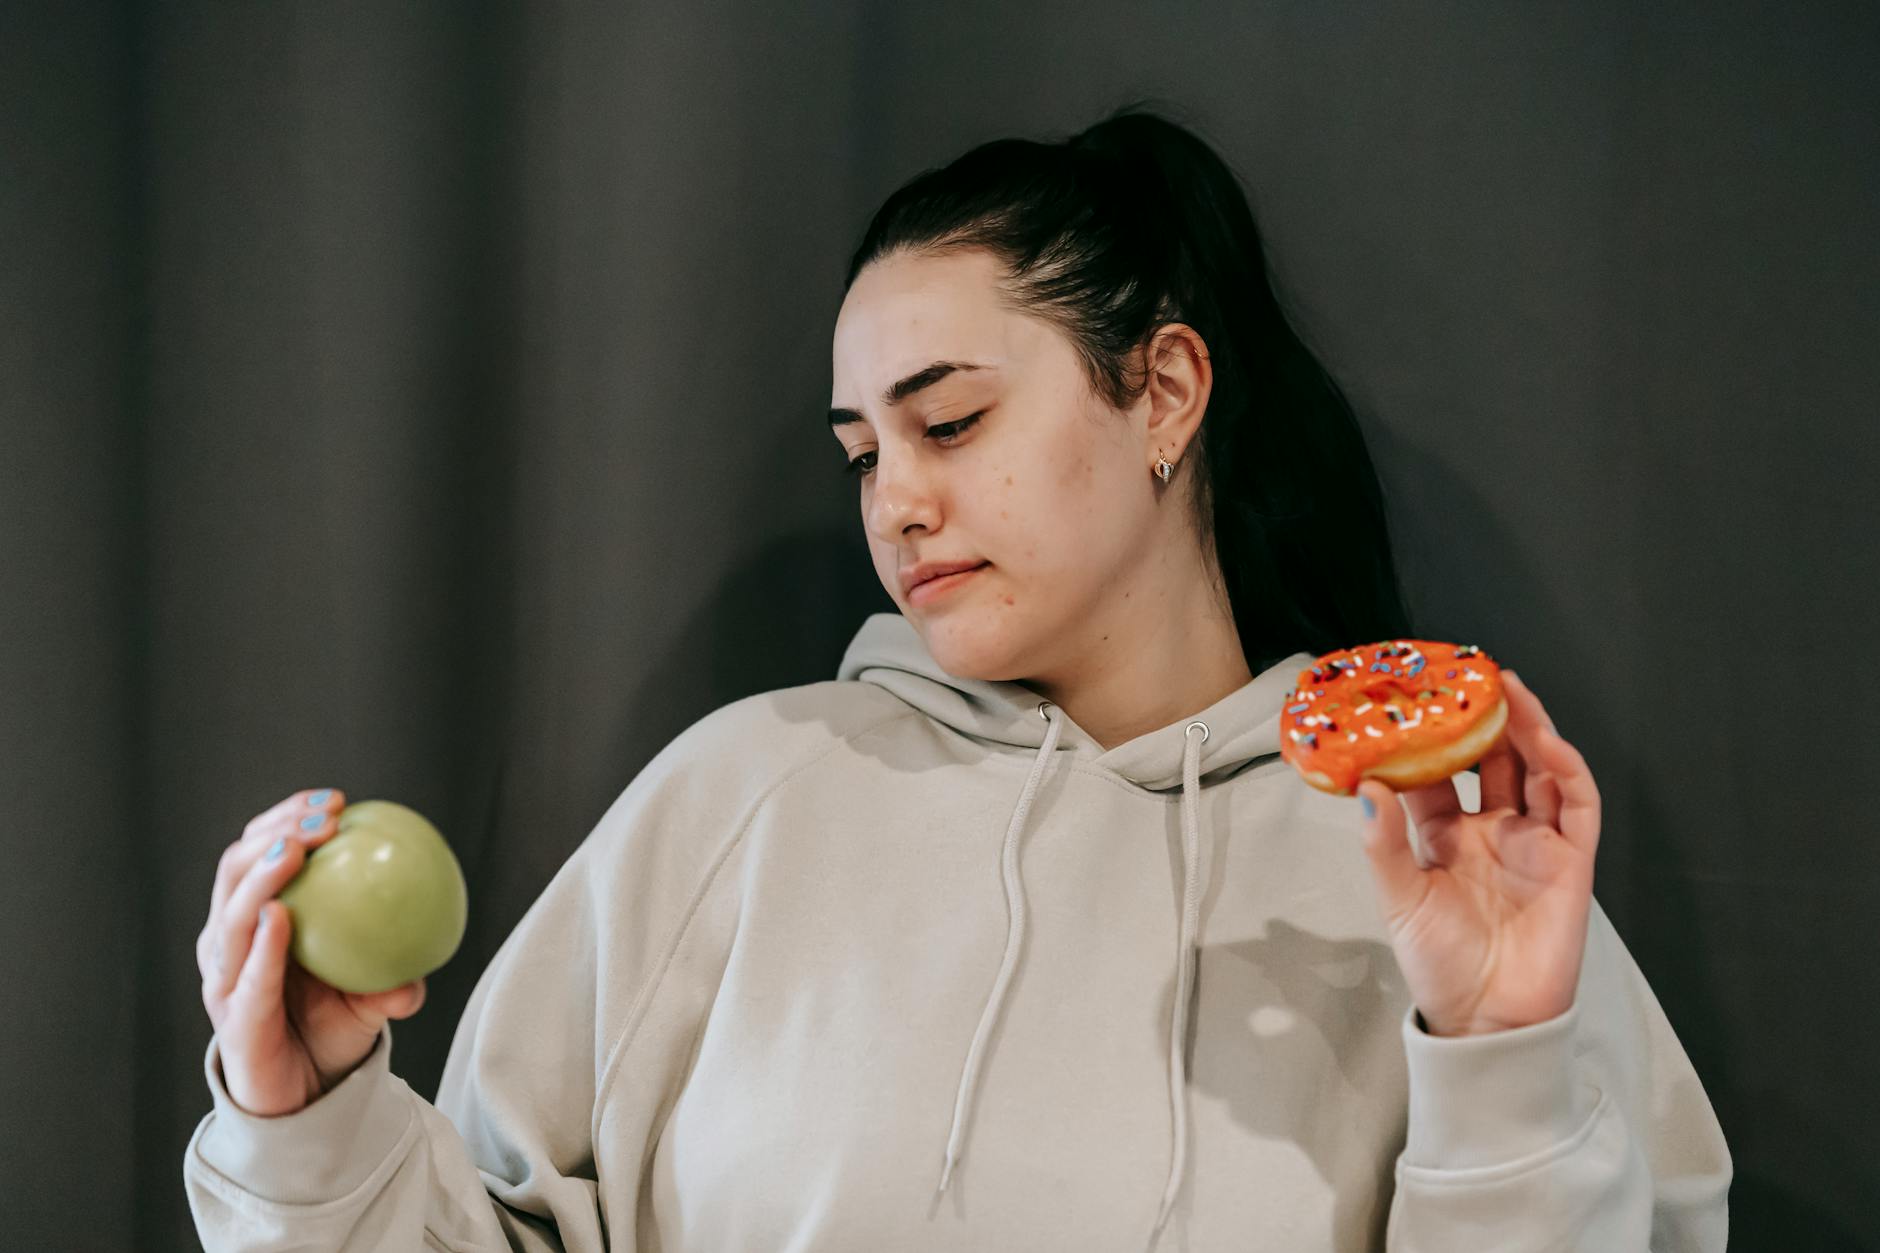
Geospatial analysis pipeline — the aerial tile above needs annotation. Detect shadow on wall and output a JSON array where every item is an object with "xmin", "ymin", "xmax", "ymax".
[
  {"xmin": 619, "ymin": 521, "xmax": 894, "ymax": 774},
  {"xmin": 1361, "ymin": 417, "xmax": 1877, "ymax": 1247},
  {"xmin": 620, "ymin": 368, "xmax": 897, "ymax": 765},
  {"xmin": 1335, "ymin": 415, "xmax": 1760, "ymax": 1237}
]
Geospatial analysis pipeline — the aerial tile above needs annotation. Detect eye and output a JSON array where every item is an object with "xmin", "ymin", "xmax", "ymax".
[
  {"xmin": 841, "ymin": 411, "xmax": 985, "ymax": 479},
  {"xmin": 929, "ymin": 411, "xmax": 984, "ymax": 444}
]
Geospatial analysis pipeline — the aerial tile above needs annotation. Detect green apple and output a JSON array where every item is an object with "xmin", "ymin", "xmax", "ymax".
[{"xmin": 276, "ymin": 799, "xmax": 468, "ymax": 996}]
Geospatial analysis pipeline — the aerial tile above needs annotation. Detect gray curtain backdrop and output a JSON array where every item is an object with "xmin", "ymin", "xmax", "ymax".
[{"xmin": 6, "ymin": 3, "xmax": 1875, "ymax": 1249}]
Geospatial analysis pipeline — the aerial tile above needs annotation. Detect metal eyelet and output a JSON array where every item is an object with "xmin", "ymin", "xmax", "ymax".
[{"xmin": 1185, "ymin": 719, "xmax": 1210, "ymax": 743}]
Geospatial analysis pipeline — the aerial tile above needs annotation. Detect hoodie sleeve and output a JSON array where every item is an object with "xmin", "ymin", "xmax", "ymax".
[
  {"xmin": 182, "ymin": 709, "xmax": 760, "ymax": 1252},
  {"xmin": 1384, "ymin": 898, "xmax": 1732, "ymax": 1251}
]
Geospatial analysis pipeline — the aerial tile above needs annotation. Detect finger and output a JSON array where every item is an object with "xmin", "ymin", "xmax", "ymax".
[
  {"xmin": 1357, "ymin": 780, "xmax": 1433, "ymax": 916},
  {"xmin": 196, "ymin": 926, "xmax": 223, "ymax": 992},
  {"xmin": 243, "ymin": 787, "xmax": 345, "ymax": 842},
  {"xmin": 231, "ymin": 900, "xmax": 291, "ymax": 1018},
  {"xmin": 1534, "ymin": 724, "xmax": 1602, "ymax": 856},
  {"xmin": 1501, "ymin": 672, "xmax": 1576, "ymax": 832},
  {"xmin": 1477, "ymin": 729, "xmax": 1525, "ymax": 813},
  {"xmin": 1525, "ymin": 771, "xmax": 1563, "ymax": 836},
  {"xmin": 208, "ymin": 835, "xmax": 310, "ymax": 1001},
  {"xmin": 1399, "ymin": 774, "xmax": 1462, "ymax": 833},
  {"xmin": 1520, "ymin": 750, "xmax": 1562, "ymax": 833},
  {"xmin": 213, "ymin": 805, "xmax": 338, "ymax": 919},
  {"xmin": 354, "ymin": 978, "xmax": 427, "ymax": 1022},
  {"xmin": 210, "ymin": 840, "xmax": 253, "ymax": 925},
  {"xmin": 1497, "ymin": 673, "xmax": 1556, "ymax": 811}
]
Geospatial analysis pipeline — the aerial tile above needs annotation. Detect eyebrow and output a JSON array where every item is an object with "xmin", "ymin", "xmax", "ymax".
[{"xmin": 827, "ymin": 361, "xmax": 991, "ymax": 426}]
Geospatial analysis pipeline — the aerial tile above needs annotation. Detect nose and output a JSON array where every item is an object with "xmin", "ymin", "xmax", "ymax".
[{"xmin": 864, "ymin": 454, "xmax": 940, "ymax": 543}]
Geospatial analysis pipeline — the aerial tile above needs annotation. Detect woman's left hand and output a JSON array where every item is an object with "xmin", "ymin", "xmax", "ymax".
[{"xmin": 1355, "ymin": 671, "xmax": 1600, "ymax": 1037}]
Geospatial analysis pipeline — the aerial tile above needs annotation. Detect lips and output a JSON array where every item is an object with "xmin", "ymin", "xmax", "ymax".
[
  {"xmin": 907, "ymin": 564, "xmax": 986, "ymax": 605},
  {"xmin": 900, "ymin": 560, "xmax": 989, "ymax": 597}
]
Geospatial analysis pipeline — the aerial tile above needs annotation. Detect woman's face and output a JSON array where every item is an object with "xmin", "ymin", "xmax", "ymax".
[{"xmin": 829, "ymin": 248, "xmax": 1172, "ymax": 683}]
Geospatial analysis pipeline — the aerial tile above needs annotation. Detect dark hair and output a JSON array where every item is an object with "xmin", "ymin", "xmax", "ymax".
[{"xmin": 842, "ymin": 99, "xmax": 1416, "ymax": 674}]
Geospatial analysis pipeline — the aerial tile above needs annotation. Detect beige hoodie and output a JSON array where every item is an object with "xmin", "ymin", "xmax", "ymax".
[{"xmin": 184, "ymin": 612, "xmax": 1731, "ymax": 1250}]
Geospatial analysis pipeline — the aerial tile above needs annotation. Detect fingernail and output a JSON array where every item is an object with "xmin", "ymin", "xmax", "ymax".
[
  {"xmin": 265, "ymin": 837, "xmax": 287, "ymax": 861},
  {"xmin": 299, "ymin": 813, "xmax": 325, "ymax": 831},
  {"xmin": 308, "ymin": 789, "xmax": 331, "ymax": 806},
  {"xmin": 1360, "ymin": 795, "xmax": 1376, "ymax": 820}
]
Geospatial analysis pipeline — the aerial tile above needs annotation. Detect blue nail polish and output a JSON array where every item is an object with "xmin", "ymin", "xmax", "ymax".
[
  {"xmin": 1360, "ymin": 795, "xmax": 1376, "ymax": 820},
  {"xmin": 299, "ymin": 813, "xmax": 324, "ymax": 831},
  {"xmin": 308, "ymin": 789, "xmax": 331, "ymax": 806},
  {"xmin": 265, "ymin": 837, "xmax": 287, "ymax": 861}
]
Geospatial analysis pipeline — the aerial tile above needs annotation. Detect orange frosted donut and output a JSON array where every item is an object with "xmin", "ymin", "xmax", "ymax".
[{"xmin": 1278, "ymin": 640, "xmax": 1509, "ymax": 797}]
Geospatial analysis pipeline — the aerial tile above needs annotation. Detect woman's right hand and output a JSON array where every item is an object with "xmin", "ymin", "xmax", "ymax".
[{"xmin": 197, "ymin": 787, "xmax": 430, "ymax": 1117}]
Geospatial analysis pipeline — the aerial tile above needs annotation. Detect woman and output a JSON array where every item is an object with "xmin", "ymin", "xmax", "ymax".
[{"xmin": 185, "ymin": 105, "xmax": 1731, "ymax": 1250}]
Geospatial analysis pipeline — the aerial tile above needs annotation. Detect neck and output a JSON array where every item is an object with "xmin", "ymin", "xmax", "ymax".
[{"xmin": 1023, "ymin": 567, "xmax": 1254, "ymax": 752}]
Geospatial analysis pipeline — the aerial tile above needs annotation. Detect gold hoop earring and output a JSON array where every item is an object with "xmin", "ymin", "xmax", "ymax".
[{"xmin": 1154, "ymin": 455, "xmax": 1175, "ymax": 483}]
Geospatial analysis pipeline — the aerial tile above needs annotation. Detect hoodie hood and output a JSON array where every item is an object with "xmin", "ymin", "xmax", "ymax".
[
  {"xmin": 836, "ymin": 612, "xmax": 1315, "ymax": 792},
  {"xmin": 837, "ymin": 612, "xmax": 1317, "ymax": 1243}
]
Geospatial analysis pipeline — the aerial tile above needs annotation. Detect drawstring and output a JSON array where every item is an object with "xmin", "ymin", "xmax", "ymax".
[
  {"xmin": 936, "ymin": 700, "xmax": 1064, "ymax": 1195},
  {"xmin": 1149, "ymin": 718, "xmax": 1211, "ymax": 1244},
  {"xmin": 933, "ymin": 704, "xmax": 1213, "ymax": 1252}
]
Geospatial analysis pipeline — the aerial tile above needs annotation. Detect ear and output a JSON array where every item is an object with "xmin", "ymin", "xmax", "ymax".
[{"xmin": 1136, "ymin": 323, "xmax": 1213, "ymax": 464}]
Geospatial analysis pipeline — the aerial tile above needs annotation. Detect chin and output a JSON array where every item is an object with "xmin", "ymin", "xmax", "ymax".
[{"xmin": 913, "ymin": 608, "xmax": 1036, "ymax": 683}]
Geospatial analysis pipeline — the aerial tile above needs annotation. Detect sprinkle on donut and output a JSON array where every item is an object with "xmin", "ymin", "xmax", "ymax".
[{"xmin": 1278, "ymin": 640, "xmax": 1504, "ymax": 794}]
